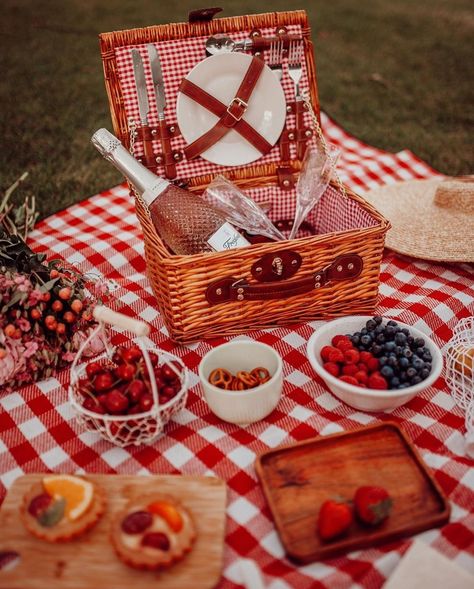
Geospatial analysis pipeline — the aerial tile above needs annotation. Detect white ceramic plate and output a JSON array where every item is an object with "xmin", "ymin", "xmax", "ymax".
[{"xmin": 176, "ymin": 53, "xmax": 286, "ymax": 166}]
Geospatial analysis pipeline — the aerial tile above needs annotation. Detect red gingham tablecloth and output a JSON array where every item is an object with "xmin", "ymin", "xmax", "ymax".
[{"xmin": 1, "ymin": 113, "xmax": 473, "ymax": 588}]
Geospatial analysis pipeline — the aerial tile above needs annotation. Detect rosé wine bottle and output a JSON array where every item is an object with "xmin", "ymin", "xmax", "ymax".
[{"xmin": 91, "ymin": 129, "xmax": 249, "ymax": 255}]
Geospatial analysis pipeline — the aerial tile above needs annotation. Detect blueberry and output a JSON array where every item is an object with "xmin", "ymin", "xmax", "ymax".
[
  {"xmin": 351, "ymin": 334, "xmax": 360, "ymax": 346},
  {"xmin": 410, "ymin": 376, "xmax": 422, "ymax": 385},
  {"xmin": 387, "ymin": 356, "xmax": 398, "ymax": 368},
  {"xmin": 376, "ymin": 333, "xmax": 386, "ymax": 344},
  {"xmin": 366, "ymin": 319, "xmax": 377, "ymax": 331},
  {"xmin": 399, "ymin": 382, "xmax": 411, "ymax": 389},
  {"xmin": 379, "ymin": 356, "xmax": 388, "ymax": 366},
  {"xmin": 395, "ymin": 332, "xmax": 407, "ymax": 346},
  {"xmin": 384, "ymin": 341, "xmax": 396, "ymax": 353},
  {"xmin": 381, "ymin": 366, "xmax": 394, "ymax": 379},
  {"xmin": 360, "ymin": 335, "xmax": 372, "ymax": 346},
  {"xmin": 420, "ymin": 368, "xmax": 431, "ymax": 379},
  {"xmin": 395, "ymin": 346, "xmax": 404, "ymax": 356},
  {"xmin": 414, "ymin": 337, "xmax": 425, "ymax": 348},
  {"xmin": 371, "ymin": 344, "xmax": 384, "ymax": 357},
  {"xmin": 406, "ymin": 367, "xmax": 417, "ymax": 378},
  {"xmin": 374, "ymin": 325, "xmax": 385, "ymax": 335},
  {"xmin": 403, "ymin": 348, "xmax": 413, "ymax": 359},
  {"xmin": 422, "ymin": 352, "xmax": 432, "ymax": 362},
  {"xmin": 373, "ymin": 316, "xmax": 383, "ymax": 325},
  {"xmin": 385, "ymin": 325, "xmax": 396, "ymax": 339},
  {"xmin": 399, "ymin": 371, "xmax": 408, "ymax": 382},
  {"xmin": 407, "ymin": 336, "xmax": 414, "ymax": 346},
  {"xmin": 401, "ymin": 328, "xmax": 410, "ymax": 336},
  {"xmin": 399, "ymin": 357, "xmax": 410, "ymax": 369},
  {"xmin": 360, "ymin": 328, "xmax": 368, "ymax": 336},
  {"xmin": 412, "ymin": 358, "xmax": 424, "ymax": 371},
  {"xmin": 390, "ymin": 377, "xmax": 401, "ymax": 388},
  {"xmin": 387, "ymin": 320, "xmax": 398, "ymax": 327}
]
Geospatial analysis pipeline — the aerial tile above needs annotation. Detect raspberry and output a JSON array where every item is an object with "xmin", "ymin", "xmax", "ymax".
[
  {"xmin": 368, "ymin": 374, "xmax": 388, "ymax": 390},
  {"xmin": 359, "ymin": 351, "xmax": 373, "ymax": 365},
  {"xmin": 354, "ymin": 371, "xmax": 369, "ymax": 385},
  {"xmin": 336, "ymin": 339, "xmax": 353, "ymax": 352},
  {"xmin": 357, "ymin": 362, "xmax": 368, "ymax": 373},
  {"xmin": 344, "ymin": 349, "xmax": 360, "ymax": 364},
  {"xmin": 367, "ymin": 357, "xmax": 380, "ymax": 373},
  {"xmin": 339, "ymin": 375, "xmax": 359, "ymax": 386},
  {"xmin": 321, "ymin": 345, "xmax": 338, "ymax": 362},
  {"xmin": 328, "ymin": 349, "xmax": 345, "ymax": 363},
  {"xmin": 342, "ymin": 364, "xmax": 358, "ymax": 377},
  {"xmin": 323, "ymin": 362, "xmax": 340, "ymax": 377},
  {"xmin": 331, "ymin": 335, "xmax": 350, "ymax": 347}
]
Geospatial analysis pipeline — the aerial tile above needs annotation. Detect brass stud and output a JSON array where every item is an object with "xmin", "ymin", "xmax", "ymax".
[
  {"xmin": 337, "ymin": 265, "xmax": 343, "ymax": 272},
  {"xmin": 282, "ymin": 179, "xmax": 290, "ymax": 187},
  {"xmin": 255, "ymin": 51, "xmax": 261, "ymax": 57},
  {"xmin": 255, "ymin": 266, "xmax": 263, "ymax": 273},
  {"xmin": 169, "ymin": 126, "xmax": 176, "ymax": 133},
  {"xmin": 174, "ymin": 153, "xmax": 180, "ymax": 160},
  {"xmin": 291, "ymin": 259, "xmax": 298, "ymax": 265},
  {"xmin": 286, "ymin": 105, "xmax": 292, "ymax": 113},
  {"xmin": 288, "ymin": 132, "xmax": 295, "ymax": 140},
  {"xmin": 216, "ymin": 288, "xmax": 222, "ymax": 295},
  {"xmin": 315, "ymin": 282, "xmax": 321, "ymax": 289},
  {"xmin": 237, "ymin": 287, "xmax": 244, "ymax": 294},
  {"xmin": 277, "ymin": 28, "xmax": 286, "ymax": 35},
  {"xmin": 151, "ymin": 129, "xmax": 157, "ymax": 135},
  {"xmin": 305, "ymin": 130, "xmax": 312, "ymax": 137},
  {"xmin": 237, "ymin": 294, "xmax": 244, "ymax": 301},
  {"xmin": 156, "ymin": 156, "xmax": 163, "ymax": 164},
  {"xmin": 315, "ymin": 274, "xmax": 321, "ymax": 281},
  {"xmin": 348, "ymin": 263, "xmax": 354, "ymax": 270}
]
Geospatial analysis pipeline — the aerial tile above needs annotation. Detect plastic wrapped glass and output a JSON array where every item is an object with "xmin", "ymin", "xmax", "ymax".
[
  {"xmin": 288, "ymin": 142, "xmax": 340, "ymax": 240},
  {"xmin": 204, "ymin": 175, "xmax": 285, "ymax": 241}
]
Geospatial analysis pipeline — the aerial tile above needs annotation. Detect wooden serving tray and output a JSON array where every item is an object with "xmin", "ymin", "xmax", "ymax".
[
  {"xmin": 255, "ymin": 422, "xmax": 450, "ymax": 562},
  {"xmin": 0, "ymin": 474, "xmax": 226, "ymax": 589}
]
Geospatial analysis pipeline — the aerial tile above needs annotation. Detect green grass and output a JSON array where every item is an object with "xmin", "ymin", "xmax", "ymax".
[{"xmin": 1, "ymin": 0, "xmax": 472, "ymax": 219}]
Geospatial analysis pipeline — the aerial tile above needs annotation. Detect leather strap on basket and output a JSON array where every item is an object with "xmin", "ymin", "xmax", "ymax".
[
  {"xmin": 206, "ymin": 254, "xmax": 363, "ymax": 305},
  {"xmin": 179, "ymin": 57, "xmax": 272, "ymax": 160}
]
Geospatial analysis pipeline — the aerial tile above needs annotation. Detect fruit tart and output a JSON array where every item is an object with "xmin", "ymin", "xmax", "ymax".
[
  {"xmin": 20, "ymin": 474, "xmax": 105, "ymax": 542},
  {"xmin": 111, "ymin": 495, "xmax": 196, "ymax": 570}
]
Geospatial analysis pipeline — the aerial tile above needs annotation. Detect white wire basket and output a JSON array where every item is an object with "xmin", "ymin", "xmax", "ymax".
[
  {"xmin": 445, "ymin": 316, "xmax": 474, "ymax": 457},
  {"xmin": 68, "ymin": 307, "xmax": 189, "ymax": 447}
]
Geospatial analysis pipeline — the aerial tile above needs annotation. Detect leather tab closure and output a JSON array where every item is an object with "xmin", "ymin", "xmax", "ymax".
[
  {"xmin": 251, "ymin": 250, "xmax": 302, "ymax": 282},
  {"xmin": 206, "ymin": 254, "xmax": 364, "ymax": 305},
  {"xmin": 188, "ymin": 7, "xmax": 222, "ymax": 23},
  {"xmin": 277, "ymin": 166, "xmax": 296, "ymax": 191}
]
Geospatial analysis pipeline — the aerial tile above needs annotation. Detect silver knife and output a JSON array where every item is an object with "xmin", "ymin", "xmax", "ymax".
[
  {"xmin": 147, "ymin": 44, "xmax": 166, "ymax": 121},
  {"xmin": 131, "ymin": 49, "xmax": 149, "ymax": 126}
]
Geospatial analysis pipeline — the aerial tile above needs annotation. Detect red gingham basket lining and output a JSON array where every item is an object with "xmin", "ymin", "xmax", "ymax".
[{"xmin": 115, "ymin": 23, "xmax": 311, "ymax": 180}]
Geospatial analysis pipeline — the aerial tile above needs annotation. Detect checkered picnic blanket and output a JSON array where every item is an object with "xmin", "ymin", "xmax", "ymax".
[{"xmin": 1, "ymin": 113, "xmax": 473, "ymax": 588}]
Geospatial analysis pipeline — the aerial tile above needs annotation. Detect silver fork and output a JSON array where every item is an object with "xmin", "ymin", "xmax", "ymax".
[
  {"xmin": 268, "ymin": 39, "xmax": 283, "ymax": 81},
  {"xmin": 288, "ymin": 40, "xmax": 303, "ymax": 98}
]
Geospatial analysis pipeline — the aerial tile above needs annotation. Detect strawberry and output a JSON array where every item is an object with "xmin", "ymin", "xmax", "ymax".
[
  {"xmin": 354, "ymin": 486, "xmax": 392, "ymax": 525},
  {"xmin": 321, "ymin": 345, "xmax": 338, "ymax": 362},
  {"xmin": 317, "ymin": 499, "xmax": 353, "ymax": 541}
]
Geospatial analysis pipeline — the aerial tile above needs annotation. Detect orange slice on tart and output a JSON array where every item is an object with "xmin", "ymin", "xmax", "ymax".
[
  {"xmin": 147, "ymin": 500, "xmax": 184, "ymax": 532},
  {"xmin": 42, "ymin": 475, "xmax": 94, "ymax": 521}
]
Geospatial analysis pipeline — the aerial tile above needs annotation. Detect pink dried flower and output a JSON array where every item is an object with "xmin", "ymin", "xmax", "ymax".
[{"xmin": 16, "ymin": 318, "xmax": 31, "ymax": 332}]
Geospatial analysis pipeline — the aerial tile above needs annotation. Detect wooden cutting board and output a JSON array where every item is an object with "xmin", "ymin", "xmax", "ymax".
[
  {"xmin": 0, "ymin": 474, "xmax": 226, "ymax": 589},
  {"xmin": 255, "ymin": 422, "xmax": 450, "ymax": 563}
]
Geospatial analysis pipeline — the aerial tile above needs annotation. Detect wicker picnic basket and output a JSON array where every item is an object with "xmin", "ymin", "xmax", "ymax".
[{"xmin": 99, "ymin": 9, "xmax": 389, "ymax": 343}]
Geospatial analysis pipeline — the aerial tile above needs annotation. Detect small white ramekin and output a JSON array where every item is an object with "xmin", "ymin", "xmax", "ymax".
[{"xmin": 198, "ymin": 340, "xmax": 283, "ymax": 424}]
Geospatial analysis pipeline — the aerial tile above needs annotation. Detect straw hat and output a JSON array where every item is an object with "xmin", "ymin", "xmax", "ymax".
[{"xmin": 363, "ymin": 177, "xmax": 474, "ymax": 263}]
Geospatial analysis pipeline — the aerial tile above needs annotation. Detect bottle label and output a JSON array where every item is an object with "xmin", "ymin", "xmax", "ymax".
[{"xmin": 207, "ymin": 222, "xmax": 250, "ymax": 251}]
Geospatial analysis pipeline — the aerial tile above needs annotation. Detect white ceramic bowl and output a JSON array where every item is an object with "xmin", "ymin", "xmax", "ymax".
[
  {"xmin": 198, "ymin": 341, "xmax": 283, "ymax": 424},
  {"xmin": 307, "ymin": 316, "xmax": 443, "ymax": 412}
]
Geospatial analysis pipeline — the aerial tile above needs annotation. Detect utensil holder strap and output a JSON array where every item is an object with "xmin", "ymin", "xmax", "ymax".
[{"xmin": 206, "ymin": 253, "xmax": 363, "ymax": 304}]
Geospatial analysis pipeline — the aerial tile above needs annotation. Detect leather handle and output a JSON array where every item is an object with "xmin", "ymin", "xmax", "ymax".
[
  {"xmin": 295, "ymin": 99, "xmax": 307, "ymax": 161},
  {"xmin": 206, "ymin": 254, "xmax": 363, "ymax": 305},
  {"xmin": 159, "ymin": 119, "xmax": 177, "ymax": 179}
]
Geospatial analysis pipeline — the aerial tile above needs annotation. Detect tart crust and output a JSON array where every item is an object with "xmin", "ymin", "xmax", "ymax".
[
  {"xmin": 110, "ymin": 495, "xmax": 196, "ymax": 570},
  {"xmin": 20, "ymin": 479, "xmax": 106, "ymax": 542}
]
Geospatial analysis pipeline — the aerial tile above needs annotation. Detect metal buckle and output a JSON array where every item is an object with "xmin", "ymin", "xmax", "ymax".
[{"xmin": 226, "ymin": 97, "xmax": 248, "ymax": 122}]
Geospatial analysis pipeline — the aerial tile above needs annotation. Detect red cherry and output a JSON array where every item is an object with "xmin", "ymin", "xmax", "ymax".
[
  {"xmin": 139, "ymin": 394, "xmax": 154, "ymax": 412},
  {"xmin": 161, "ymin": 385, "xmax": 177, "ymax": 399},
  {"xmin": 148, "ymin": 352, "xmax": 159, "ymax": 366},
  {"xmin": 86, "ymin": 362, "xmax": 103, "ymax": 380},
  {"xmin": 116, "ymin": 363, "xmax": 136, "ymax": 382},
  {"xmin": 128, "ymin": 403, "xmax": 144, "ymax": 415},
  {"xmin": 82, "ymin": 397, "xmax": 106, "ymax": 414},
  {"xmin": 128, "ymin": 380, "xmax": 146, "ymax": 403},
  {"xmin": 94, "ymin": 372, "xmax": 114, "ymax": 393},
  {"xmin": 112, "ymin": 346, "xmax": 126, "ymax": 365},
  {"xmin": 28, "ymin": 493, "xmax": 52, "ymax": 517},
  {"xmin": 161, "ymin": 363, "xmax": 178, "ymax": 382},
  {"xmin": 122, "ymin": 346, "xmax": 143, "ymax": 364},
  {"xmin": 141, "ymin": 532, "xmax": 170, "ymax": 551},
  {"xmin": 104, "ymin": 390, "xmax": 129, "ymax": 414},
  {"xmin": 121, "ymin": 511, "xmax": 153, "ymax": 534}
]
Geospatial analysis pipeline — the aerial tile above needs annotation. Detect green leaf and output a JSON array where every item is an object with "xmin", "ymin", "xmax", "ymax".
[
  {"xmin": 37, "ymin": 498, "xmax": 66, "ymax": 527},
  {"xmin": 5, "ymin": 290, "xmax": 27, "ymax": 309},
  {"xmin": 38, "ymin": 278, "xmax": 59, "ymax": 293}
]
